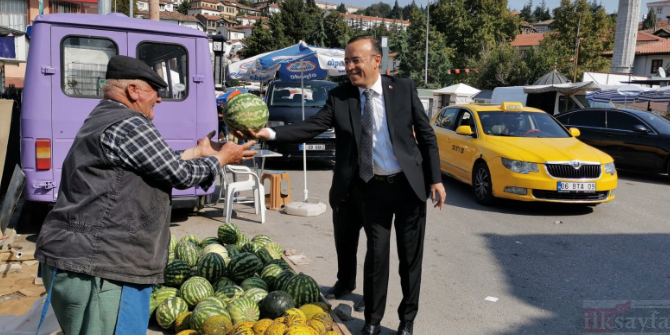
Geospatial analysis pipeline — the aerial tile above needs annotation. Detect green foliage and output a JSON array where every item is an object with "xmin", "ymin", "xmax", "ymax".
[
  {"xmin": 243, "ymin": 20, "xmax": 277, "ymax": 57},
  {"xmin": 280, "ymin": 0, "xmax": 315, "ymax": 42},
  {"xmin": 337, "ymin": 3, "xmax": 347, "ymax": 13},
  {"xmin": 364, "ymin": 2, "xmax": 391, "ymax": 18},
  {"xmin": 323, "ymin": 11, "xmax": 353, "ymax": 48},
  {"xmin": 177, "ymin": 0, "xmax": 190, "ymax": 15},
  {"xmin": 309, "ymin": 14, "xmax": 328, "ymax": 47},
  {"xmin": 391, "ymin": 0, "xmax": 403, "ymax": 20},
  {"xmin": 113, "ymin": 0, "xmax": 138, "ymax": 17},
  {"xmin": 532, "ymin": 0, "xmax": 552, "ymax": 22},
  {"xmin": 237, "ymin": 0, "xmax": 253, "ymax": 7},
  {"xmin": 520, "ymin": 0, "xmax": 534, "ymax": 23},
  {"xmin": 402, "ymin": 0, "xmax": 417, "ymax": 21},
  {"xmin": 643, "ymin": 8, "xmax": 657, "ymax": 30}
]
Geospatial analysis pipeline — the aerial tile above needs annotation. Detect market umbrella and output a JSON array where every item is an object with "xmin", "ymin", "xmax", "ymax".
[
  {"xmin": 638, "ymin": 86, "xmax": 670, "ymax": 102},
  {"xmin": 227, "ymin": 41, "xmax": 346, "ymax": 202},
  {"xmin": 586, "ymin": 85, "xmax": 652, "ymax": 106},
  {"xmin": 216, "ymin": 89, "xmax": 247, "ymax": 105}
]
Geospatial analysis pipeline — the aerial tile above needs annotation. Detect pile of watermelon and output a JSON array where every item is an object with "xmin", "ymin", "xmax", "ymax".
[{"xmin": 150, "ymin": 223, "xmax": 336, "ymax": 335}]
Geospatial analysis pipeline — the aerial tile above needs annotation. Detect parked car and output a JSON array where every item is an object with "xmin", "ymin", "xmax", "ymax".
[
  {"xmin": 491, "ymin": 86, "xmax": 613, "ymax": 115},
  {"xmin": 263, "ymin": 80, "xmax": 337, "ymax": 161},
  {"xmin": 554, "ymin": 108, "xmax": 670, "ymax": 176},
  {"xmin": 431, "ymin": 102, "xmax": 617, "ymax": 205}
]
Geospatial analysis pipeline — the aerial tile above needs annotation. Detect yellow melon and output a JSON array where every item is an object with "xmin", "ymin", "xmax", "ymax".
[
  {"xmin": 306, "ymin": 319, "xmax": 327, "ymax": 335},
  {"xmin": 252, "ymin": 319, "xmax": 273, "ymax": 335}
]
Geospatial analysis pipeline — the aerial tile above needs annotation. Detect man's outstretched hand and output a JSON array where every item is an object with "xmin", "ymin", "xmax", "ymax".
[
  {"xmin": 234, "ymin": 128, "xmax": 270, "ymax": 141},
  {"xmin": 196, "ymin": 131, "xmax": 223, "ymax": 157}
]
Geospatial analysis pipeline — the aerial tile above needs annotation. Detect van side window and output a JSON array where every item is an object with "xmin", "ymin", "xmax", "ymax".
[
  {"xmin": 62, "ymin": 36, "xmax": 117, "ymax": 97},
  {"xmin": 137, "ymin": 42, "xmax": 188, "ymax": 100}
]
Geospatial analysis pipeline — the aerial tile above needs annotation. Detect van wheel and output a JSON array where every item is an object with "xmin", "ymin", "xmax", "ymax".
[{"xmin": 472, "ymin": 162, "xmax": 495, "ymax": 206}]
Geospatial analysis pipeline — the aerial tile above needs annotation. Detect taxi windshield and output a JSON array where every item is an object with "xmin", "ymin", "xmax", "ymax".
[{"xmin": 478, "ymin": 111, "xmax": 571, "ymax": 138}]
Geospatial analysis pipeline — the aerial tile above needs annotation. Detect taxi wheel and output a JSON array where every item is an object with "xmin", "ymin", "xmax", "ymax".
[{"xmin": 473, "ymin": 162, "xmax": 495, "ymax": 206}]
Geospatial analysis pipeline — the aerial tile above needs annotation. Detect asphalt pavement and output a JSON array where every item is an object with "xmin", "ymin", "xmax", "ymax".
[{"xmin": 156, "ymin": 161, "xmax": 670, "ymax": 335}]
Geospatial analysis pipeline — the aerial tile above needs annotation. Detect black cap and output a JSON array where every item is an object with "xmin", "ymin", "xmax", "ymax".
[{"xmin": 106, "ymin": 55, "xmax": 168, "ymax": 89}]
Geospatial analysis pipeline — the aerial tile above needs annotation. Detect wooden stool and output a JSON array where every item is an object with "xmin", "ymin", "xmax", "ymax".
[{"xmin": 261, "ymin": 171, "xmax": 291, "ymax": 210}]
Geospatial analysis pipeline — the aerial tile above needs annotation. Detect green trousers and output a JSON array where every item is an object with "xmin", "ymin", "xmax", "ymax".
[{"xmin": 42, "ymin": 264, "xmax": 122, "ymax": 335}]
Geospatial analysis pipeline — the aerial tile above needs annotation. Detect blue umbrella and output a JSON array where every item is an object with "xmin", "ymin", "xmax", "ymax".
[
  {"xmin": 638, "ymin": 86, "xmax": 670, "ymax": 102},
  {"xmin": 586, "ymin": 85, "xmax": 652, "ymax": 105},
  {"xmin": 216, "ymin": 89, "xmax": 247, "ymax": 105}
]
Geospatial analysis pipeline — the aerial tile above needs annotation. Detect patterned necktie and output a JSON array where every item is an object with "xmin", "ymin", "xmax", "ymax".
[{"xmin": 359, "ymin": 89, "xmax": 375, "ymax": 182}]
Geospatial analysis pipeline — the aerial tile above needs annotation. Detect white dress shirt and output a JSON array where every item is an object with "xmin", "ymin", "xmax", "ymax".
[{"xmin": 265, "ymin": 75, "xmax": 401, "ymax": 176}]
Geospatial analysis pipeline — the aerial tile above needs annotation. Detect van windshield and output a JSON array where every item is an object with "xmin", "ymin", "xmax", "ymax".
[
  {"xmin": 269, "ymin": 81, "xmax": 337, "ymax": 107},
  {"xmin": 479, "ymin": 111, "xmax": 571, "ymax": 138}
]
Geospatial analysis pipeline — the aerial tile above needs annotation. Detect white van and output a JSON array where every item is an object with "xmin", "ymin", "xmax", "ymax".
[{"xmin": 491, "ymin": 86, "xmax": 612, "ymax": 115}]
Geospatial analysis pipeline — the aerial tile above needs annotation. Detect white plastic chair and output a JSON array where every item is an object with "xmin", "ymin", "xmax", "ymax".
[{"xmin": 224, "ymin": 165, "xmax": 266, "ymax": 224}]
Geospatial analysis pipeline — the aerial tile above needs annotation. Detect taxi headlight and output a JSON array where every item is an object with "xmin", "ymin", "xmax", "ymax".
[
  {"xmin": 604, "ymin": 162, "xmax": 616, "ymax": 176},
  {"xmin": 501, "ymin": 158, "xmax": 539, "ymax": 174}
]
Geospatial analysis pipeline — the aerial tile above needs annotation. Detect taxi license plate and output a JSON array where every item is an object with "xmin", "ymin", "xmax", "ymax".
[
  {"xmin": 557, "ymin": 182, "xmax": 596, "ymax": 193},
  {"xmin": 299, "ymin": 144, "xmax": 325, "ymax": 151}
]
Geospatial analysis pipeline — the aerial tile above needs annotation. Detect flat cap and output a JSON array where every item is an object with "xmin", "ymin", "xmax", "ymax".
[{"xmin": 106, "ymin": 55, "xmax": 168, "ymax": 89}]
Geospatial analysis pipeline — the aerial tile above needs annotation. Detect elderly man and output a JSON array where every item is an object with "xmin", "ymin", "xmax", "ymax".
[{"xmin": 34, "ymin": 55, "xmax": 255, "ymax": 335}]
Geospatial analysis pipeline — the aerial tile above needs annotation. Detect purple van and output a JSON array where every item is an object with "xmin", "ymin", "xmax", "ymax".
[{"xmin": 21, "ymin": 13, "xmax": 217, "ymax": 210}]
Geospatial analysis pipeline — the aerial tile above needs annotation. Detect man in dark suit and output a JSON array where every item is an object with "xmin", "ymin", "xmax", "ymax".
[{"xmin": 241, "ymin": 36, "xmax": 446, "ymax": 335}]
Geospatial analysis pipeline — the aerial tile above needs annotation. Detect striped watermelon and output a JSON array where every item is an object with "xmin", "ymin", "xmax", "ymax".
[
  {"xmin": 273, "ymin": 270, "xmax": 296, "ymax": 292},
  {"xmin": 202, "ymin": 244, "xmax": 230, "ymax": 264},
  {"xmin": 180, "ymin": 235, "xmax": 201, "ymax": 246},
  {"xmin": 154, "ymin": 287, "xmax": 179, "ymax": 306},
  {"xmin": 165, "ymin": 259, "xmax": 191, "ymax": 287},
  {"xmin": 266, "ymin": 259, "xmax": 292, "ymax": 271},
  {"xmin": 149, "ymin": 296, "xmax": 158, "ymax": 318},
  {"xmin": 225, "ymin": 245, "xmax": 242, "ymax": 258},
  {"xmin": 156, "ymin": 297, "xmax": 188, "ymax": 329},
  {"xmin": 251, "ymin": 235, "xmax": 272, "ymax": 246},
  {"xmin": 176, "ymin": 241, "xmax": 200, "ymax": 267},
  {"xmin": 260, "ymin": 264, "xmax": 284, "ymax": 289},
  {"xmin": 198, "ymin": 296, "xmax": 228, "ymax": 309},
  {"xmin": 284, "ymin": 274, "xmax": 320, "ymax": 307},
  {"xmin": 179, "ymin": 276, "xmax": 214, "ymax": 308},
  {"xmin": 235, "ymin": 233, "xmax": 250, "ymax": 248},
  {"xmin": 242, "ymin": 287, "xmax": 268, "ymax": 303},
  {"xmin": 191, "ymin": 300, "xmax": 231, "ymax": 332},
  {"xmin": 190, "ymin": 265, "xmax": 199, "ymax": 277},
  {"xmin": 213, "ymin": 277, "xmax": 236, "ymax": 291},
  {"xmin": 197, "ymin": 252, "xmax": 227, "ymax": 283},
  {"xmin": 200, "ymin": 314, "xmax": 233, "ymax": 335},
  {"xmin": 222, "ymin": 93, "xmax": 269, "ymax": 137},
  {"xmin": 217, "ymin": 223, "xmax": 240, "ymax": 244},
  {"xmin": 241, "ymin": 242, "xmax": 262, "ymax": 254},
  {"xmin": 255, "ymin": 247, "xmax": 275, "ymax": 265},
  {"xmin": 200, "ymin": 236, "xmax": 221, "ymax": 248},
  {"xmin": 214, "ymin": 285, "xmax": 244, "ymax": 302},
  {"xmin": 169, "ymin": 235, "xmax": 178, "ymax": 252},
  {"xmin": 227, "ymin": 296, "xmax": 260, "ymax": 324},
  {"xmin": 264, "ymin": 242, "xmax": 283, "ymax": 259},
  {"xmin": 228, "ymin": 252, "xmax": 263, "ymax": 282},
  {"xmin": 168, "ymin": 250, "xmax": 175, "ymax": 262},
  {"xmin": 241, "ymin": 275, "xmax": 268, "ymax": 291}
]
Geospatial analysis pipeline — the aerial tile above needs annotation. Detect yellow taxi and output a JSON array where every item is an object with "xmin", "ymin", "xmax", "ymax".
[{"xmin": 431, "ymin": 102, "xmax": 617, "ymax": 205}]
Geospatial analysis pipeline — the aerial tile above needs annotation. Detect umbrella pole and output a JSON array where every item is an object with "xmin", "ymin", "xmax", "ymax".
[{"xmin": 301, "ymin": 62, "xmax": 308, "ymax": 202}]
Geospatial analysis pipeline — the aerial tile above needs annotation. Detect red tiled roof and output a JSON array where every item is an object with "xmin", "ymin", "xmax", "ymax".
[
  {"xmin": 202, "ymin": 14, "xmax": 223, "ymax": 20},
  {"xmin": 190, "ymin": 6, "xmax": 221, "ymax": 11},
  {"xmin": 236, "ymin": 4, "xmax": 260, "ymax": 11},
  {"xmin": 192, "ymin": 0, "xmax": 221, "ymax": 4},
  {"xmin": 603, "ymin": 39, "xmax": 670, "ymax": 56},
  {"xmin": 222, "ymin": 17, "xmax": 237, "ymax": 24},
  {"xmin": 136, "ymin": 11, "xmax": 201, "ymax": 22},
  {"xmin": 511, "ymin": 10, "xmax": 520, "ymax": 15},
  {"xmin": 341, "ymin": 13, "xmax": 409, "ymax": 25},
  {"xmin": 637, "ymin": 30, "xmax": 663, "ymax": 42},
  {"xmin": 233, "ymin": 24, "xmax": 254, "ymax": 29},
  {"xmin": 510, "ymin": 33, "xmax": 544, "ymax": 47},
  {"xmin": 269, "ymin": 4, "xmax": 278, "ymax": 7},
  {"xmin": 237, "ymin": 15, "xmax": 267, "ymax": 20}
]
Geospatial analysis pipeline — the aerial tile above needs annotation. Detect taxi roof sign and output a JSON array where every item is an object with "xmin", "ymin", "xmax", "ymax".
[{"xmin": 501, "ymin": 102, "xmax": 523, "ymax": 111}]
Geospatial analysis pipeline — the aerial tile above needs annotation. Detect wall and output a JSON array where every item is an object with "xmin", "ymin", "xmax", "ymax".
[{"xmin": 632, "ymin": 54, "xmax": 670, "ymax": 76}]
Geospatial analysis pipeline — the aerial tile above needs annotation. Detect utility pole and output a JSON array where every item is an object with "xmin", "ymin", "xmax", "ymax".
[
  {"xmin": 130, "ymin": 0, "xmax": 134, "ymax": 18},
  {"xmin": 572, "ymin": 14, "xmax": 582, "ymax": 83},
  {"xmin": 98, "ymin": 0, "xmax": 111, "ymax": 14},
  {"xmin": 424, "ymin": 0, "xmax": 429, "ymax": 86},
  {"xmin": 150, "ymin": 0, "xmax": 159, "ymax": 21}
]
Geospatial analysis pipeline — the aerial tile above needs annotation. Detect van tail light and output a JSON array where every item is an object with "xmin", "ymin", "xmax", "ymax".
[{"xmin": 36, "ymin": 139, "xmax": 51, "ymax": 170}]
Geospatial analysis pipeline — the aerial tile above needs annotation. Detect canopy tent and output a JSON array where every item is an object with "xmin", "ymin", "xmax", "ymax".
[
  {"xmin": 432, "ymin": 83, "xmax": 481, "ymax": 105},
  {"xmin": 523, "ymin": 81, "xmax": 600, "ymax": 95},
  {"xmin": 533, "ymin": 70, "xmax": 570, "ymax": 85}
]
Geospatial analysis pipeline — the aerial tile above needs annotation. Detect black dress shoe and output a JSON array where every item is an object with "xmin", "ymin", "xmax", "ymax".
[
  {"xmin": 323, "ymin": 281, "xmax": 354, "ymax": 299},
  {"xmin": 397, "ymin": 321, "xmax": 414, "ymax": 335},
  {"xmin": 359, "ymin": 323, "xmax": 380, "ymax": 335},
  {"xmin": 354, "ymin": 297, "xmax": 365, "ymax": 312}
]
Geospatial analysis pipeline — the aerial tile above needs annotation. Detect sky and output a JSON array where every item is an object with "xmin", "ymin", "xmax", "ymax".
[{"xmin": 340, "ymin": 0, "xmax": 658, "ymax": 20}]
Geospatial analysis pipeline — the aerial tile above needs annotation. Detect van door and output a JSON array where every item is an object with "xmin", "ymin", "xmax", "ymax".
[
  {"xmin": 51, "ymin": 27, "xmax": 127, "ymax": 200},
  {"xmin": 128, "ymin": 34, "xmax": 198, "ymax": 198}
]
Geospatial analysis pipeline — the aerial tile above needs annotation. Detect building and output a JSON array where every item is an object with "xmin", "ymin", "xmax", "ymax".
[
  {"xmin": 196, "ymin": 13, "xmax": 224, "ymax": 34},
  {"xmin": 509, "ymin": 32, "xmax": 545, "ymax": 51},
  {"xmin": 0, "ymin": 26, "xmax": 27, "ymax": 89},
  {"xmin": 604, "ymin": 33, "xmax": 670, "ymax": 76},
  {"xmin": 136, "ymin": 0, "xmax": 174, "ymax": 12},
  {"xmin": 218, "ymin": 25, "xmax": 245, "ymax": 40},
  {"xmin": 533, "ymin": 19, "xmax": 554, "ymax": 33},
  {"xmin": 345, "ymin": 4, "xmax": 363, "ymax": 14},
  {"xmin": 188, "ymin": 0, "xmax": 222, "ymax": 16},
  {"xmin": 235, "ymin": 3, "xmax": 261, "ymax": 16},
  {"xmin": 135, "ymin": 11, "xmax": 205, "ymax": 31},
  {"xmin": 268, "ymin": 3, "xmax": 280, "ymax": 15},
  {"xmin": 314, "ymin": 1, "xmax": 336, "ymax": 11},
  {"xmin": 341, "ymin": 13, "xmax": 410, "ymax": 31},
  {"xmin": 647, "ymin": 0, "xmax": 670, "ymax": 20},
  {"xmin": 236, "ymin": 14, "xmax": 266, "ymax": 26},
  {"xmin": 220, "ymin": 0, "xmax": 237, "ymax": 18}
]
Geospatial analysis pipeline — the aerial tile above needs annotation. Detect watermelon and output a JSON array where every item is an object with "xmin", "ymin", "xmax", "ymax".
[
  {"xmin": 169, "ymin": 235, "xmax": 178, "ymax": 252},
  {"xmin": 273, "ymin": 270, "xmax": 296, "ymax": 292},
  {"xmin": 241, "ymin": 275, "xmax": 268, "ymax": 291},
  {"xmin": 241, "ymin": 242, "xmax": 262, "ymax": 254},
  {"xmin": 284, "ymin": 274, "xmax": 320, "ymax": 307},
  {"xmin": 235, "ymin": 233, "xmax": 250, "ymax": 248},
  {"xmin": 200, "ymin": 314, "xmax": 233, "ymax": 335},
  {"xmin": 180, "ymin": 235, "xmax": 201, "ymax": 246},
  {"xmin": 242, "ymin": 287, "xmax": 268, "ymax": 303},
  {"xmin": 154, "ymin": 287, "xmax": 179, "ymax": 306},
  {"xmin": 225, "ymin": 245, "xmax": 242, "ymax": 258},
  {"xmin": 266, "ymin": 259, "xmax": 292, "ymax": 271},
  {"xmin": 213, "ymin": 277, "xmax": 236, "ymax": 291},
  {"xmin": 197, "ymin": 252, "xmax": 227, "ymax": 283},
  {"xmin": 255, "ymin": 247, "xmax": 275, "ymax": 265},
  {"xmin": 176, "ymin": 241, "xmax": 200, "ymax": 267},
  {"xmin": 264, "ymin": 242, "xmax": 283, "ymax": 259},
  {"xmin": 222, "ymin": 93, "xmax": 269, "ymax": 137},
  {"xmin": 217, "ymin": 223, "xmax": 240, "ymax": 244},
  {"xmin": 180, "ymin": 276, "xmax": 214, "ymax": 308},
  {"xmin": 190, "ymin": 265, "xmax": 199, "ymax": 277},
  {"xmin": 259, "ymin": 291, "xmax": 295, "ymax": 319},
  {"xmin": 156, "ymin": 297, "xmax": 188, "ymax": 329},
  {"xmin": 260, "ymin": 264, "xmax": 284, "ymax": 289},
  {"xmin": 202, "ymin": 244, "xmax": 230, "ymax": 263},
  {"xmin": 165, "ymin": 259, "xmax": 191, "ymax": 287},
  {"xmin": 200, "ymin": 236, "xmax": 221, "ymax": 248},
  {"xmin": 214, "ymin": 285, "xmax": 244, "ymax": 302},
  {"xmin": 228, "ymin": 252, "xmax": 263, "ymax": 282},
  {"xmin": 198, "ymin": 296, "xmax": 228, "ymax": 309},
  {"xmin": 191, "ymin": 300, "xmax": 231, "ymax": 332},
  {"xmin": 149, "ymin": 296, "xmax": 158, "ymax": 318},
  {"xmin": 251, "ymin": 235, "xmax": 272, "ymax": 246},
  {"xmin": 168, "ymin": 250, "xmax": 175, "ymax": 262},
  {"xmin": 227, "ymin": 296, "xmax": 260, "ymax": 324}
]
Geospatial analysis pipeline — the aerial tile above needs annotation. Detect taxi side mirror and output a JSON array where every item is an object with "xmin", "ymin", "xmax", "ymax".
[
  {"xmin": 456, "ymin": 125, "xmax": 473, "ymax": 136},
  {"xmin": 569, "ymin": 127, "xmax": 581, "ymax": 137}
]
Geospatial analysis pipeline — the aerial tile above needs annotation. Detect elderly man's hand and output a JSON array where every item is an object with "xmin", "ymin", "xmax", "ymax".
[
  {"xmin": 196, "ymin": 131, "xmax": 223, "ymax": 157},
  {"xmin": 214, "ymin": 141, "xmax": 257, "ymax": 167}
]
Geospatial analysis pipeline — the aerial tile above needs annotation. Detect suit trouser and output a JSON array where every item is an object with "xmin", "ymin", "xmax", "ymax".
[
  {"xmin": 353, "ymin": 174, "xmax": 427, "ymax": 325},
  {"xmin": 333, "ymin": 189, "xmax": 364, "ymax": 290}
]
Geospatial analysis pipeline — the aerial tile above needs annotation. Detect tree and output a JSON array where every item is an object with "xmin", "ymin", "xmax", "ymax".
[
  {"xmin": 268, "ymin": 13, "xmax": 291, "ymax": 48},
  {"xmin": 402, "ymin": 0, "xmax": 417, "ymax": 21},
  {"xmin": 365, "ymin": 2, "xmax": 391, "ymax": 18},
  {"xmin": 324, "ymin": 11, "xmax": 353, "ymax": 48},
  {"xmin": 113, "ymin": 0, "xmax": 138, "ymax": 17},
  {"xmin": 520, "ymin": 0, "xmax": 534, "ymax": 23},
  {"xmin": 244, "ymin": 20, "xmax": 276, "ymax": 57},
  {"xmin": 643, "ymin": 8, "xmax": 658, "ymax": 30},
  {"xmin": 177, "ymin": 0, "xmax": 190, "ymax": 15},
  {"xmin": 236, "ymin": 0, "xmax": 253, "ymax": 7},
  {"xmin": 280, "ymin": 0, "xmax": 316, "ymax": 43},
  {"xmin": 532, "ymin": 0, "xmax": 552, "ymax": 22},
  {"xmin": 589, "ymin": 0, "xmax": 603, "ymax": 14},
  {"xmin": 390, "ymin": 0, "xmax": 403, "ymax": 20},
  {"xmin": 337, "ymin": 3, "xmax": 347, "ymax": 13},
  {"xmin": 309, "ymin": 14, "xmax": 328, "ymax": 47}
]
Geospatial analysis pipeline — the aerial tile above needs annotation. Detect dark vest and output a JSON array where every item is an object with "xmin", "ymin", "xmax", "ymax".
[{"xmin": 35, "ymin": 99, "xmax": 172, "ymax": 285}]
